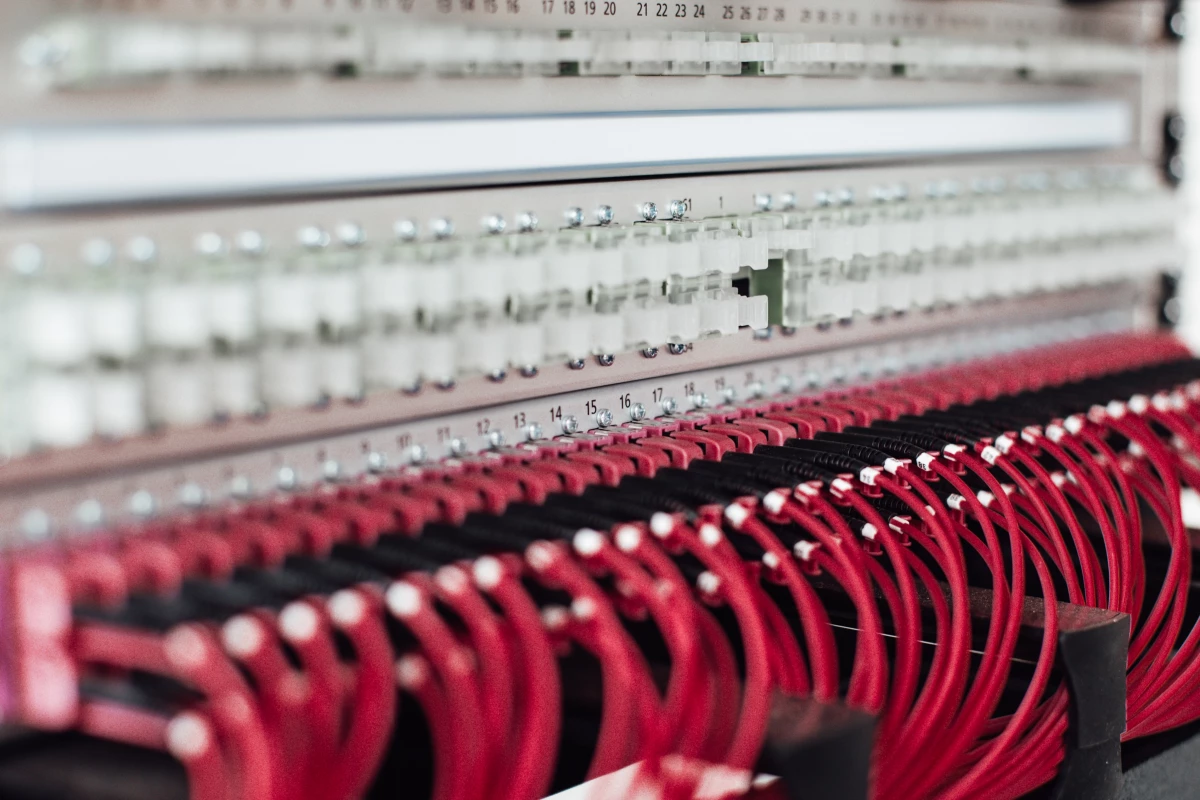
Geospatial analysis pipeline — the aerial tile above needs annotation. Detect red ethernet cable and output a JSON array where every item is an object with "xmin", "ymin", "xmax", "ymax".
[{"xmin": 385, "ymin": 579, "xmax": 487, "ymax": 800}]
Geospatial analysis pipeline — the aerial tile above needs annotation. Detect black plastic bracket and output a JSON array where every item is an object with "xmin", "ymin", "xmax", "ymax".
[
  {"xmin": 759, "ymin": 694, "xmax": 876, "ymax": 800},
  {"xmin": 1023, "ymin": 597, "xmax": 1130, "ymax": 800}
]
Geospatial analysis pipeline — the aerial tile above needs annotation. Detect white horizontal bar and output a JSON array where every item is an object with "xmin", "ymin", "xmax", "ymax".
[{"xmin": 3, "ymin": 101, "xmax": 1130, "ymax": 209}]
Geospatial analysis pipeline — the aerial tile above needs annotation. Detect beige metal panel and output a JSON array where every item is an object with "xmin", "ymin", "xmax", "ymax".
[
  {"xmin": 0, "ymin": 153, "xmax": 1163, "ymax": 271},
  {"xmin": 0, "ymin": 283, "xmax": 1153, "ymax": 542}
]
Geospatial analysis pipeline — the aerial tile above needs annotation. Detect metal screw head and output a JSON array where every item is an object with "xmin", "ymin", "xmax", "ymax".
[
  {"xmin": 448, "ymin": 437, "xmax": 469, "ymax": 457},
  {"xmin": 336, "ymin": 222, "xmax": 365, "ymax": 247},
  {"xmin": 1170, "ymin": 10, "xmax": 1186, "ymax": 38},
  {"xmin": 595, "ymin": 205, "xmax": 615, "ymax": 226},
  {"xmin": 754, "ymin": 193, "xmax": 773, "ymax": 212},
  {"xmin": 482, "ymin": 214, "xmax": 507, "ymax": 235},
  {"xmin": 298, "ymin": 226, "xmax": 330, "ymax": 250},
  {"xmin": 752, "ymin": 328, "xmax": 772, "ymax": 341},
  {"xmin": 567, "ymin": 358, "xmax": 586, "ymax": 370},
  {"xmin": 778, "ymin": 192, "xmax": 797, "ymax": 210},
  {"xmin": 322, "ymin": 459, "xmax": 342, "ymax": 482},
  {"xmin": 178, "ymin": 482, "xmax": 208, "ymax": 509},
  {"xmin": 870, "ymin": 185, "xmax": 891, "ymax": 203},
  {"xmin": 596, "ymin": 354, "xmax": 615, "ymax": 367},
  {"xmin": 81, "ymin": 238, "xmax": 115, "ymax": 268},
  {"xmin": 18, "ymin": 34, "xmax": 62, "ymax": 69},
  {"xmin": 431, "ymin": 218, "xmax": 455, "ymax": 239},
  {"xmin": 394, "ymin": 219, "xmax": 419, "ymax": 241},
  {"xmin": 691, "ymin": 393, "xmax": 710, "ymax": 410},
  {"xmin": 560, "ymin": 415, "xmax": 580, "ymax": 435},
  {"xmin": 801, "ymin": 370, "xmax": 821, "ymax": 389},
  {"xmin": 366, "ymin": 451, "xmax": 388, "ymax": 473},
  {"xmin": 75, "ymin": 499, "xmax": 104, "ymax": 528},
  {"xmin": 229, "ymin": 476, "xmax": 253, "ymax": 499},
  {"xmin": 517, "ymin": 211, "xmax": 539, "ymax": 233},
  {"xmin": 486, "ymin": 430, "xmax": 507, "ymax": 449},
  {"xmin": 667, "ymin": 343, "xmax": 688, "ymax": 355},
  {"xmin": 525, "ymin": 422, "xmax": 544, "ymax": 441},
  {"xmin": 660, "ymin": 397, "xmax": 679, "ymax": 415},
  {"xmin": 1169, "ymin": 154, "xmax": 1185, "ymax": 182},
  {"xmin": 276, "ymin": 466, "xmax": 299, "ymax": 490},
  {"xmin": 195, "ymin": 232, "xmax": 225, "ymax": 258},
  {"xmin": 746, "ymin": 381, "xmax": 764, "ymax": 398},
  {"xmin": 487, "ymin": 369, "xmax": 507, "ymax": 383},
  {"xmin": 408, "ymin": 445, "xmax": 428, "ymax": 465},
  {"xmin": 629, "ymin": 403, "xmax": 647, "ymax": 422},
  {"xmin": 668, "ymin": 200, "xmax": 688, "ymax": 220},
  {"xmin": 9, "ymin": 243, "xmax": 43, "ymax": 277},
  {"xmin": 129, "ymin": 490, "xmax": 157, "ymax": 518},
  {"xmin": 128, "ymin": 236, "xmax": 158, "ymax": 264},
  {"xmin": 639, "ymin": 202, "xmax": 658, "ymax": 221},
  {"xmin": 777, "ymin": 375, "xmax": 795, "ymax": 393},
  {"xmin": 836, "ymin": 187, "xmax": 855, "ymax": 206},
  {"xmin": 641, "ymin": 347, "xmax": 659, "ymax": 358},
  {"xmin": 236, "ymin": 230, "xmax": 267, "ymax": 256},
  {"xmin": 20, "ymin": 509, "xmax": 52, "ymax": 542},
  {"xmin": 594, "ymin": 408, "xmax": 614, "ymax": 428},
  {"xmin": 722, "ymin": 387, "xmax": 738, "ymax": 405},
  {"xmin": 564, "ymin": 207, "xmax": 585, "ymax": 228},
  {"xmin": 814, "ymin": 190, "xmax": 833, "ymax": 207},
  {"xmin": 519, "ymin": 365, "xmax": 538, "ymax": 378},
  {"xmin": 891, "ymin": 183, "xmax": 910, "ymax": 202}
]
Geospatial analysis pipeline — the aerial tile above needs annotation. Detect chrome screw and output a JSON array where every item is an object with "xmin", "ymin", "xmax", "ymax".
[
  {"xmin": 564, "ymin": 207, "xmax": 585, "ymax": 228},
  {"xmin": 486, "ymin": 430, "xmax": 507, "ymax": 449},
  {"xmin": 639, "ymin": 202, "xmax": 658, "ymax": 221},
  {"xmin": 668, "ymin": 200, "xmax": 688, "ymax": 220},
  {"xmin": 641, "ymin": 347, "xmax": 659, "ymax": 358},
  {"xmin": 517, "ymin": 211, "xmax": 539, "ymax": 232},
  {"xmin": 629, "ymin": 403, "xmax": 647, "ymax": 422},
  {"xmin": 482, "ymin": 214, "xmax": 506, "ymax": 235},
  {"xmin": 595, "ymin": 205, "xmax": 615, "ymax": 225},
  {"xmin": 667, "ymin": 343, "xmax": 688, "ymax": 355},
  {"xmin": 336, "ymin": 222, "xmax": 365, "ymax": 247},
  {"xmin": 596, "ymin": 354, "xmax": 614, "ymax": 367},
  {"xmin": 20, "ymin": 509, "xmax": 51, "ymax": 542},
  {"xmin": 322, "ymin": 460, "xmax": 343, "ymax": 482},
  {"xmin": 236, "ymin": 230, "xmax": 266, "ymax": 256},
  {"xmin": 297, "ymin": 226, "xmax": 329, "ymax": 250},
  {"xmin": 394, "ymin": 219, "xmax": 419, "ymax": 241},
  {"xmin": 366, "ymin": 452, "xmax": 388, "ymax": 473},
  {"xmin": 594, "ymin": 408, "xmax": 614, "ymax": 428},
  {"xmin": 129, "ymin": 490, "xmax": 157, "ymax": 517},
  {"xmin": 754, "ymin": 193, "xmax": 772, "ymax": 212},
  {"xmin": 276, "ymin": 466, "xmax": 299, "ymax": 490},
  {"xmin": 560, "ymin": 415, "xmax": 580, "ymax": 435},
  {"xmin": 431, "ymin": 218, "xmax": 455, "ymax": 239},
  {"xmin": 660, "ymin": 397, "xmax": 679, "ymax": 416}
]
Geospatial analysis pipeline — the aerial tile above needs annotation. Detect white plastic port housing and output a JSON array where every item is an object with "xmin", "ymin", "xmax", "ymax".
[
  {"xmin": 147, "ymin": 360, "xmax": 214, "ymax": 426},
  {"xmin": 87, "ymin": 291, "xmax": 142, "ymax": 361},
  {"xmin": 22, "ymin": 291, "xmax": 90, "ymax": 367},
  {"xmin": 93, "ymin": 372, "xmax": 145, "ymax": 438},
  {"xmin": 211, "ymin": 358, "xmax": 260, "ymax": 417},
  {"xmin": 207, "ymin": 281, "xmax": 257, "ymax": 345},
  {"xmin": 258, "ymin": 274, "xmax": 317, "ymax": 337},
  {"xmin": 363, "ymin": 333, "xmax": 418, "ymax": 390},
  {"xmin": 145, "ymin": 284, "xmax": 210, "ymax": 351},
  {"xmin": 28, "ymin": 372, "xmax": 93, "ymax": 448},
  {"xmin": 258, "ymin": 347, "xmax": 319, "ymax": 410}
]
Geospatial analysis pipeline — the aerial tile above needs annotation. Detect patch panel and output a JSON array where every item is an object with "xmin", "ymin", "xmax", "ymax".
[{"xmin": 0, "ymin": 0, "xmax": 1192, "ymax": 798}]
